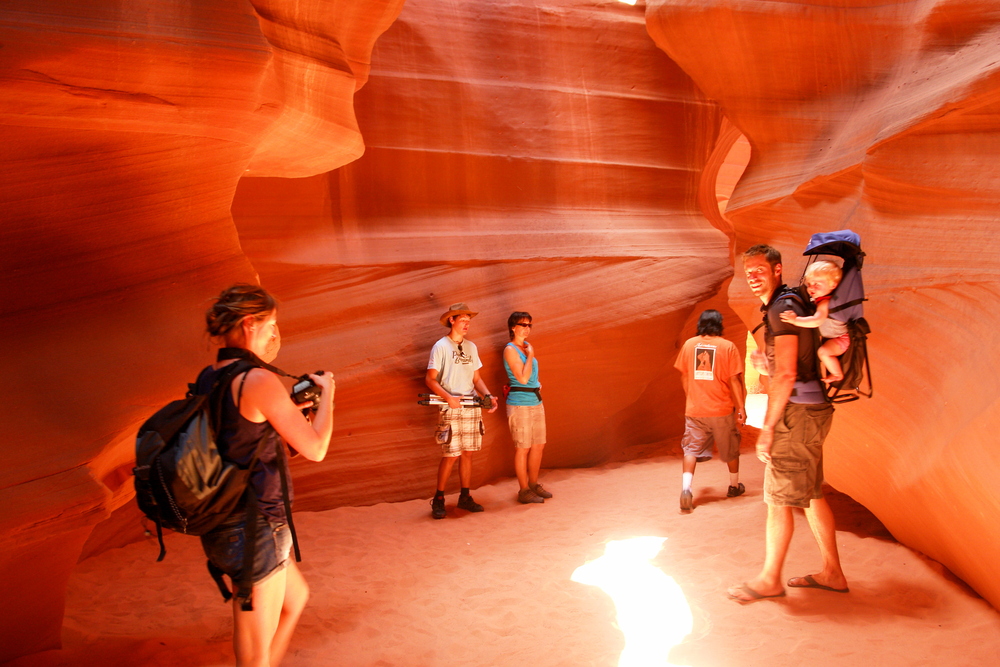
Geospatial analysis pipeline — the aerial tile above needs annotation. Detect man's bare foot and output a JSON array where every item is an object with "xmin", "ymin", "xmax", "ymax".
[
  {"xmin": 787, "ymin": 574, "xmax": 849, "ymax": 593},
  {"xmin": 727, "ymin": 581, "xmax": 785, "ymax": 603}
]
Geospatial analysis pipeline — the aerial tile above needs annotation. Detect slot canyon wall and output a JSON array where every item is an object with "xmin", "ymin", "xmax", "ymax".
[
  {"xmin": 227, "ymin": 0, "xmax": 736, "ymax": 513},
  {"xmin": 647, "ymin": 0, "xmax": 1000, "ymax": 610},
  {"xmin": 0, "ymin": 0, "xmax": 407, "ymax": 659},
  {"xmin": 0, "ymin": 0, "xmax": 735, "ymax": 661},
  {"xmin": 2, "ymin": 0, "xmax": 999, "ymax": 661}
]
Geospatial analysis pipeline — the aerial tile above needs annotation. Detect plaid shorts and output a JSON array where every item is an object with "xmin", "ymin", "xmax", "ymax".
[{"xmin": 437, "ymin": 406, "xmax": 483, "ymax": 457}]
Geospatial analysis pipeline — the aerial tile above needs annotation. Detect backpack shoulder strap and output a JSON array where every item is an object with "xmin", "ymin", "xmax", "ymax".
[
  {"xmin": 752, "ymin": 286, "xmax": 808, "ymax": 335},
  {"xmin": 828, "ymin": 297, "xmax": 867, "ymax": 316}
]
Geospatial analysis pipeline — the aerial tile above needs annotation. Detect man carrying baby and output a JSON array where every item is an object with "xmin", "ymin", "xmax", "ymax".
[{"xmin": 727, "ymin": 245, "xmax": 849, "ymax": 603}]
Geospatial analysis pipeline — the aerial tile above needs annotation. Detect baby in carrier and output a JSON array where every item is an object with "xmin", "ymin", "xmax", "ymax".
[{"xmin": 779, "ymin": 259, "xmax": 849, "ymax": 383}]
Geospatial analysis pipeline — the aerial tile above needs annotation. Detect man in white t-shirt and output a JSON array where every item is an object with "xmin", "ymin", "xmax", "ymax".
[{"xmin": 426, "ymin": 303, "xmax": 498, "ymax": 519}]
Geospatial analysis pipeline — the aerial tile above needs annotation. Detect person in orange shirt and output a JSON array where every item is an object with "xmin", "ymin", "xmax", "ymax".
[{"xmin": 673, "ymin": 310, "xmax": 747, "ymax": 511}]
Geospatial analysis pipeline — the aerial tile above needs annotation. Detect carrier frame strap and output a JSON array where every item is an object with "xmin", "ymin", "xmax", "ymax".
[{"xmin": 827, "ymin": 297, "xmax": 867, "ymax": 315}]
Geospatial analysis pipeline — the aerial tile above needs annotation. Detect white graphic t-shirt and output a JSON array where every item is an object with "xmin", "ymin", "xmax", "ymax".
[{"xmin": 428, "ymin": 337, "xmax": 482, "ymax": 396}]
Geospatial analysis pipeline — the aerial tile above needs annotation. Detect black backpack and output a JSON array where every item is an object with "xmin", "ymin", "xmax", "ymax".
[
  {"xmin": 133, "ymin": 351, "xmax": 300, "ymax": 610},
  {"xmin": 753, "ymin": 284, "xmax": 823, "ymax": 390}
]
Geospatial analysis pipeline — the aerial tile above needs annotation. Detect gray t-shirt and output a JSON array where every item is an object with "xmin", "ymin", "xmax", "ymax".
[{"xmin": 428, "ymin": 336, "xmax": 482, "ymax": 396}]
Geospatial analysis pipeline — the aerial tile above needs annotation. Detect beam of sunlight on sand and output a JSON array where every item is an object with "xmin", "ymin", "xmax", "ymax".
[{"xmin": 571, "ymin": 537, "xmax": 693, "ymax": 667}]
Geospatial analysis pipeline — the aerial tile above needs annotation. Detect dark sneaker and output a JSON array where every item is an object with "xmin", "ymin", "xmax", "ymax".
[
  {"xmin": 431, "ymin": 495, "xmax": 446, "ymax": 519},
  {"xmin": 727, "ymin": 482, "xmax": 746, "ymax": 498},
  {"xmin": 456, "ymin": 495, "xmax": 484, "ymax": 512},
  {"xmin": 695, "ymin": 456, "xmax": 712, "ymax": 463},
  {"xmin": 680, "ymin": 489, "xmax": 694, "ymax": 511},
  {"xmin": 530, "ymin": 483, "xmax": 553, "ymax": 499},
  {"xmin": 518, "ymin": 488, "xmax": 544, "ymax": 504}
]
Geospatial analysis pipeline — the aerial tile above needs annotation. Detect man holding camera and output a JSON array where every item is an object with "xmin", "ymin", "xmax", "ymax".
[{"xmin": 426, "ymin": 303, "xmax": 498, "ymax": 519}]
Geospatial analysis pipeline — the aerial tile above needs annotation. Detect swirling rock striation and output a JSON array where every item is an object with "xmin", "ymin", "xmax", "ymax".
[
  {"xmin": 230, "ymin": 0, "xmax": 736, "ymax": 511},
  {"xmin": 0, "ymin": 0, "xmax": 402, "ymax": 660},
  {"xmin": 647, "ymin": 0, "xmax": 1000, "ymax": 608}
]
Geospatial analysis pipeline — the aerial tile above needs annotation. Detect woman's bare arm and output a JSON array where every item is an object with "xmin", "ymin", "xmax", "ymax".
[
  {"xmin": 239, "ymin": 369, "xmax": 334, "ymax": 461},
  {"xmin": 503, "ymin": 343, "xmax": 534, "ymax": 384}
]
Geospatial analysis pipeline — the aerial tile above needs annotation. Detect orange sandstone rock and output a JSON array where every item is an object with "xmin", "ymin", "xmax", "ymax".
[
  {"xmin": 647, "ymin": 0, "xmax": 1000, "ymax": 609},
  {"xmin": 0, "ymin": 0, "xmax": 401, "ymax": 660},
  {"xmin": 230, "ymin": 0, "xmax": 734, "ymax": 509}
]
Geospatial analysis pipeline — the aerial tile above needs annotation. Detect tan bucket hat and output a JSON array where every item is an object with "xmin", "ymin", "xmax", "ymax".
[{"xmin": 440, "ymin": 302, "xmax": 479, "ymax": 326}]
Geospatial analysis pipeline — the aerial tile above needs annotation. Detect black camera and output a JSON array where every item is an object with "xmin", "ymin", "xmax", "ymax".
[{"xmin": 291, "ymin": 371, "xmax": 324, "ymax": 408}]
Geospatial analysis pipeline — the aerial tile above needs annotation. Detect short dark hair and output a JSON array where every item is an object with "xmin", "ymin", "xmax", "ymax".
[
  {"xmin": 743, "ymin": 244, "xmax": 781, "ymax": 268},
  {"xmin": 507, "ymin": 311, "xmax": 532, "ymax": 340},
  {"xmin": 696, "ymin": 309, "xmax": 724, "ymax": 336}
]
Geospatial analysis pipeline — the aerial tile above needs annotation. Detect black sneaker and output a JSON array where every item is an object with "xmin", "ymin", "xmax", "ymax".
[
  {"xmin": 727, "ymin": 482, "xmax": 746, "ymax": 498},
  {"xmin": 680, "ymin": 489, "xmax": 694, "ymax": 511},
  {"xmin": 431, "ymin": 495, "xmax": 446, "ymax": 519},
  {"xmin": 456, "ymin": 494, "xmax": 484, "ymax": 512}
]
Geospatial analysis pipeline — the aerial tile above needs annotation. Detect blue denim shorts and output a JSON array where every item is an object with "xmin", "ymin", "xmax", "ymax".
[{"xmin": 200, "ymin": 513, "xmax": 292, "ymax": 586}]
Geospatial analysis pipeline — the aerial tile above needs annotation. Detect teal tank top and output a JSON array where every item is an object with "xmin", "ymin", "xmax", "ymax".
[{"xmin": 503, "ymin": 343, "xmax": 541, "ymax": 406}]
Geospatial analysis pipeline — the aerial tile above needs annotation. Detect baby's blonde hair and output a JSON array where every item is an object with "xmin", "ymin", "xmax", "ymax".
[{"xmin": 804, "ymin": 259, "xmax": 842, "ymax": 285}]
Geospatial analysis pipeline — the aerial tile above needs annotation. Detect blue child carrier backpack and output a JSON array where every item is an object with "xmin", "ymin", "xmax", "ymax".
[{"xmin": 801, "ymin": 230, "xmax": 872, "ymax": 403}]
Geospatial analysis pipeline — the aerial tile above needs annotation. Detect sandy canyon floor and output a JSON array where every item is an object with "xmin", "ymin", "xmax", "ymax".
[{"xmin": 12, "ymin": 450, "xmax": 1000, "ymax": 667}]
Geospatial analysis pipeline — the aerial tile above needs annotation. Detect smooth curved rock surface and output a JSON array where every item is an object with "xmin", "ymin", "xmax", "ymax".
[
  {"xmin": 0, "ymin": 0, "xmax": 402, "ymax": 660},
  {"xmin": 10, "ymin": 0, "xmax": 1000, "ymax": 660},
  {"xmin": 647, "ymin": 0, "xmax": 1000, "ymax": 609},
  {"xmin": 229, "ymin": 0, "xmax": 735, "ymax": 511}
]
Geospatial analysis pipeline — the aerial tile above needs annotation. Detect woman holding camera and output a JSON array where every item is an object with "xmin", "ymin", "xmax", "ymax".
[
  {"xmin": 200, "ymin": 284, "xmax": 334, "ymax": 667},
  {"xmin": 503, "ymin": 311, "xmax": 552, "ymax": 504}
]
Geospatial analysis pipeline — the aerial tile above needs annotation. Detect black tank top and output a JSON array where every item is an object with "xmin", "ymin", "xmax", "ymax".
[{"xmin": 196, "ymin": 364, "xmax": 292, "ymax": 522}]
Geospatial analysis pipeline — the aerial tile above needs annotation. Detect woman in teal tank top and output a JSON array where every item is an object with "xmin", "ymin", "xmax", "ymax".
[{"xmin": 503, "ymin": 311, "xmax": 552, "ymax": 504}]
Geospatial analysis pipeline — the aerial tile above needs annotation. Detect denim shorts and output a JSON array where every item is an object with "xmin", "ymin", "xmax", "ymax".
[{"xmin": 200, "ymin": 513, "xmax": 292, "ymax": 586}]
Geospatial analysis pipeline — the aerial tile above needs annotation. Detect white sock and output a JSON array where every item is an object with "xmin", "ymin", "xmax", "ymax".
[
  {"xmin": 682, "ymin": 472, "xmax": 693, "ymax": 491},
  {"xmin": 730, "ymin": 472, "xmax": 740, "ymax": 487}
]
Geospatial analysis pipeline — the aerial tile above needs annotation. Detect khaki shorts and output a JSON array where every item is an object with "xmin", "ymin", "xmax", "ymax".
[
  {"xmin": 764, "ymin": 403, "xmax": 834, "ymax": 508},
  {"xmin": 506, "ymin": 403, "xmax": 546, "ymax": 448},
  {"xmin": 680, "ymin": 413, "xmax": 741, "ymax": 462},
  {"xmin": 437, "ymin": 406, "xmax": 483, "ymax": 457}
]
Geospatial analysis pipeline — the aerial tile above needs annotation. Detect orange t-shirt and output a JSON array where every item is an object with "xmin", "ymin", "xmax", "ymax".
[{"xmin": 673, "ymin": 335, "xmax": 742, "ymax": 417}]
